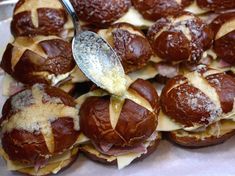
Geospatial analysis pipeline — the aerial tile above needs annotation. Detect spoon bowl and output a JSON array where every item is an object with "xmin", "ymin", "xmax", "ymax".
[{"xmin": 59, "ymin": 0, "xmax": 127, "ymax": 96}]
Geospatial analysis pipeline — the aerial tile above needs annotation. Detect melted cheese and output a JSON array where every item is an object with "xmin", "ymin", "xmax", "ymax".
[
  {"xmin": 202, "ymin": 69, "xmax": 223, "ymax": 77},
  {"xmin": 173, "ymin": 15, "xmax": 194, "ymax": 24},
  {"xmin": 75, "ymin": 89, "xmax": 108, "ymax": 108},
  {"xmin": 47, "ymin": 72, "xmax": 71, "ymax": 86},
  {"xmin": 109, "ymin": 96, "xmax": 125, "ymax": 129},
  {"xmin": 128, "ymin": 62, "xmax": 159, "ymax": 81},
  {"xmin": 82, "ymin": 144, "xmax": 116, "ymax": 162},
  {"xmin": 98, "ymin": 29, "xmax": 114, "ymax": 46},
  {"xmin": 0, "ymin": 147, "xmax": 78, "ymax": 175},
  {"xmin": 202, "ymin": 49, "xmax": 218, "ymax": 60},
  {"xmin": 174, "ymin": 24, "xmax": 192, "ymax": 41},
  {"xmin": 175, "ymin": 120, "xmax": 235, "ymax": 139},
  {"xmin": 59, "ymin": 82, "xmax": 75, "ymax": 93},
  {"xmin": 150, "ymin": 55, "xmax": 163, "ymax": 63},
  {"xmin": 71, "ymin": 66, "xmax": 89, "ymax": 83},
  {"xmin": 185, "ymin": 1, "xmax": 209, "ymax": 15},
  {"xmin": 14, "ymin": 0, "xmax": 63, "ymax": 28},
  {"xmin": 124, "ymin": 90, "xmax": 153, "ymax": 112},
  {"xmin": 157, "ymin": 110, "xmax": 182, "ymax": 131},
  {"xmin": 185, "ymin": 71, "xmax": 221, "ymax": 111},
  {"xmin": 89, "ymin": 67, "xmax": 128, "ymax": 96},
  {"xmin": 216, "ymin": 19, "xmax": 235, "ymax": 40},
  {"xmin": 115, "ymin": 7, "xmax": 154, "ymax": 28},
  {"xmin": 75, "ymin": 133, "xmax": 90, "ymax": 145},
  {"xmin": 175, "ymin": 0, "xmax": 182, "ymax": 5},
  {"xmin": 11, "ymin": 36, "xmax": 59, "ymax": 70}
]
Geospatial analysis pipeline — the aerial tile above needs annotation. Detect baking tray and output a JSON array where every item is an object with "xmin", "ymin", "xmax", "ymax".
[{"xmin": 0, "ymin": 1, "xmax": 235, "ymax": 176}]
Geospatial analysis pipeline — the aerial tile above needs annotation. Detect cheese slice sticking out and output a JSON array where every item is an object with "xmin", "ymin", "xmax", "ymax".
[
  {"xmin": 157, "ymin": 110, "xmax": 183, "ymax": 131},
  {"xmin": 216, "ymin": 19, "xmax": 235, "ymax": 40},
  {"xmin": 115, "ymin": 7, "xmax": 154, "ymax": 28},
  {"xmin": 185, "ymin": 71, "xmax": 222, "ymax": 114},
  {"xmin": 117, "ymin": 153, "xmax": 142, "ymax": 170},
  {"xmin": 109, "ymin": 96, "xmax": 125, "ymax": 129},
  {"xmin": 0, "ymin": 147, "xmax": 78, "ymax": 175},
  {"xmin": 128, "ymin": 62, "xmax": 159, "ymax": 81},
  {"xmin": 185, "ymin": 1, "xmax": 209, "ymax": 15}
]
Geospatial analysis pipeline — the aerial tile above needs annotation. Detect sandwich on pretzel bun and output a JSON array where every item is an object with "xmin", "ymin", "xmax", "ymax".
[
  {"xmin": 158, "ymin": 65, "xmax": 235, "ymax": 147},
  {"xmin": 0, "ymin": 84, "xmax": 80, "ymax": 175},
  {"xmin": 76, "ymin": 79, "xmax": 161, "ymax": 169}
]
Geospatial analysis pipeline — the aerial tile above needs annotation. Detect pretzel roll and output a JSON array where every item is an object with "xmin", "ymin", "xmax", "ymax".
[
  {"xmin": 210, "ymin": 12, "xmax": 235, "ymax": 65},
  {"xmin": 132, "ymin": 0, "xmax": 193, "ymax": 21},
  {"xmin": 196, "ymin": 0, "xmax": 235, "ymax": 11},
  {"xmin": 78, "ymin": 79, "xmax": 161, "ymax": 168},
  {"xmin": 11, "ymin": 0, "xmax": 73, "ymax": 38},
  {"xmin": 147, "ymin": 13, "xmax": 214, "ymax": 63},
  {"xmin": 98, "ymin": 23, "xmax": 153, "ymax": 73},
  {"xmin": 0, "ymin": 84, "xmax": 80, "ymax": 175},
  {"xmin": 160, "ymin": 65, "xmax": 235, "ymax": 128},
  {"xmin": 70, "ymin": 0, "xmax": 131, "ymax": 27},
  {"xmin": 0, "ymin": 36, "xmax": 75, "ymax": 86}
]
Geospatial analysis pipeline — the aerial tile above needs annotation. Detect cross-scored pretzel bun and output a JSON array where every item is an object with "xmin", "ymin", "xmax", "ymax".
[
  {"xmin": 196, "ymin": 0, "xmax": 235, "ymax": 11},
  {"xmin": 132, "ymin": 0, "xmax": 193, "ymax": 21},
  {"xmin": 11, "ymin": 0, "xmax": 73, "ymax": 38},
  {"xmin": 70, "ymin": 0, "xmax": 131, "ymax": 27},
  {"xmin": 79, "ymin": 79, "xmax": 160, "ymax": 148},
  {"xmin": 147, "ymin": 13, "xmax": 213, "ymax": 63},
  {"xmin": 98, "ymin": 23, "xmax": 153, "ymax": 73},
  {"xmin": 0, "ymin": 36, "xmax": 75, "ymax": 85},
  {"xmin": 0, "ymin": 84, "xmax": 80, "ymax": 174},
  {"xmin": 210, "ymin": 12, "xmax": 235, "ymax": 65},
  {"xmin": 160, "ymin": 65, "xmax": 235, "ymax": 128}
]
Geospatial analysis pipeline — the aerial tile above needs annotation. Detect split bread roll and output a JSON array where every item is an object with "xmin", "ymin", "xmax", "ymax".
[
  {"xmin": 0, "ymin": 84, "xmax": 80, "ymax": 175},
  {"xmin": 158, "ymin": 65, "xmax": 235, "ymax": 147},
  {"xmin": 76, "ymin": 79, "xmax": 161, "ymax": 169}
]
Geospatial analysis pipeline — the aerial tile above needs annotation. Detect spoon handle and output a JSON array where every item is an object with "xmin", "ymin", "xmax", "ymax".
[{"xmin": 59, "ymin": 0, "xmax": 81, "ymax": 35}]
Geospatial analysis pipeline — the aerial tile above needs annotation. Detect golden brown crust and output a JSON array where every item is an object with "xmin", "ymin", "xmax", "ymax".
[
  {"xmin": 167, "ymin": 129, "xmax": 235, "ymax": 148},
  {"xmin": 132, "ymin": 0, "xmax": 193, "ymax": 21},
  {"xmin": 11, "ymin": 0, "xmax": 68, "ymax": 37},
  {"xmin": 0, "ymin": 37, "xmax": 75, "ymax": 85},
  {"xmin": 147, "ymin": 13, "xmax": 214, "ymax": 63},
  {"xmin": 79, "ymin": 79, "xmax": 160, "ymax": 147},
  {"xmin": 81, "ymin": 136, "xmax": 161, "ymax": 165},
  {"xmin": 70, "ymin": 0, "xmax": 131, "ymax": 27},
  {"xmin": 99, "ymin": 23, "xmax": 153, "ymax": 73},
  {"xmin": 210, "ymin": 12, "xmax": 235, "ymax": 65}
]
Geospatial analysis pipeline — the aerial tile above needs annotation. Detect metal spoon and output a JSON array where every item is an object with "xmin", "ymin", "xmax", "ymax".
[{"xmin": 59, "ymin": 0, "xmax": 127, "ymax": 96}]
